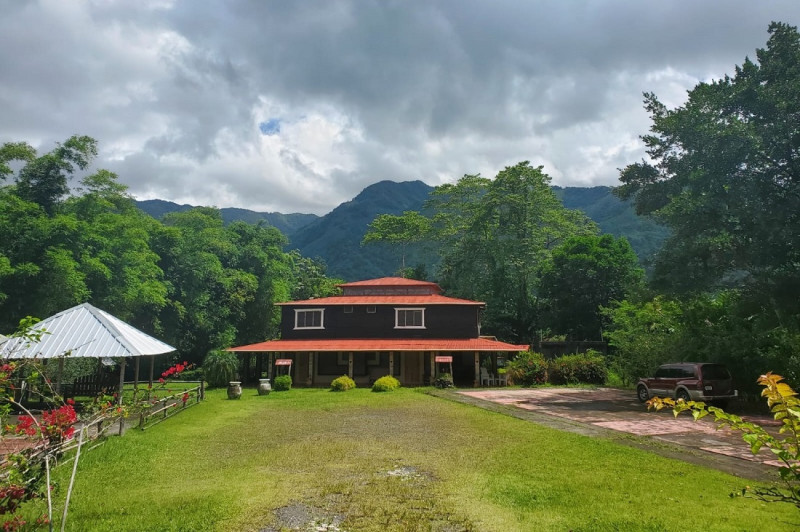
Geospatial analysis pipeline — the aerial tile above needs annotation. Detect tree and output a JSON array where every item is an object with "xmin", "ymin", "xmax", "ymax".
[
  {"xmin": 429, "ymin": 162, "xmax": 596, "ymax": 343},
  {"xmin": 540, "ymin": 234, "xmax": 644, "ymax": 340},
  {"xmin": 12, "ymin": 136, "xmax": 98, "ymax": 214},
  {"xmin": 362, "ymin": 210, "xmax": 432, "ymax": 270},
  {"xmin": 617, "ymin": 22, "xmax": 800, "ymax": 309}
]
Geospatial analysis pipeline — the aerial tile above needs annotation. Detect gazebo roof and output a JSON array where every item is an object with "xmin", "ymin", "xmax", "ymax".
[{"xmin": 1, "ymin": 303, "xmax": 175, "ymax": 359}]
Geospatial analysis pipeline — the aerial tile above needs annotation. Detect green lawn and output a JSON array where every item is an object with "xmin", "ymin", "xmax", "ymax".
[{"xmin": 27, "ymin": 387, "xmax": 800, "ymax": 531}]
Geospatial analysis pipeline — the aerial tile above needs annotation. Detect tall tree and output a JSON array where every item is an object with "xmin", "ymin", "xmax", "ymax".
[
  {"xmin": 13, "ymin": 136, "xmax": 98, "ymax": 214},
  {"xmin": 617, "ymin": 22, "xmax": 800, "ymax": 310},
  {"xmin": 429, "ymin": 162, "xmax": 596, "ymax": 343},
  {"xmin": 539, "ymin": 234, "xmax": 644, "ymax": 340}
]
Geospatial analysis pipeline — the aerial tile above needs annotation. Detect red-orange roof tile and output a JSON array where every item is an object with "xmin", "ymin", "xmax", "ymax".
[
  {"xmin": 278, "ymin": 294, "xmax": 484, "ymax": 306},
  {"xmin": 228, "ymin": 338, "xmax": 528, "ymax": 352},
  {"xmin": 338, "ymin": 277, "xmax": 441, "ymax": 290}
]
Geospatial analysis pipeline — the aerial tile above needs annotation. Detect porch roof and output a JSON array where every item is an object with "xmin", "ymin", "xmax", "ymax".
[{"xmin": 228, "ymin": 337, "xmax": 528, "ymax": 353}]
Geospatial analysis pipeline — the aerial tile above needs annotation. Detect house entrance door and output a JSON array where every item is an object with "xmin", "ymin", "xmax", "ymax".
[{"xmin": 402, "ymin": 351, "xmax": 423, "ymax": 386}]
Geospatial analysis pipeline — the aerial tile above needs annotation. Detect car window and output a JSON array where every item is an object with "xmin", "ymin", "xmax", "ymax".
[
  {"xmin": 700, "ymin": 364, "xmax": 731, "ymax": 380},
  {"xmin": 679, "ymin": 367, "xmax": 696, "ymax": 378},
  {"xmin": 654, "ymin": 367, "xmax": 670, "ymax": 378}
]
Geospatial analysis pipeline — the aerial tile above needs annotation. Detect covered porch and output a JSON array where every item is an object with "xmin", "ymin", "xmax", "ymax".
[{"xmin": 229, "ymin": 338, "xmax": 528, "ymax": 388}]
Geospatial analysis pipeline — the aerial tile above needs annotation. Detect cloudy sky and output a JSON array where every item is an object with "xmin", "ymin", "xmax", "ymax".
[{"xmin": 2, "ymin": 1, "xmax": 799, "ymax": 215}]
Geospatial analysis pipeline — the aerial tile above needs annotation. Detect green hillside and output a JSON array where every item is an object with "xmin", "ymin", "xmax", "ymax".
[{"xmin": 135, "ymin": 182, "xmax": 667, "ymax": 282}]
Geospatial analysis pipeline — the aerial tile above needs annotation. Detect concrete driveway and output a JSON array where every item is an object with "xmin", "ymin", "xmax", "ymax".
[{"xmin": 454, "ymin": 387, "xmax": 783, "ymax": 481}]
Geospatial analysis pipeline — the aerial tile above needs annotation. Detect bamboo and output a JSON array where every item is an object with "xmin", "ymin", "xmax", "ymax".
[{"xmin": 61, "ymin": 426, "xmax": 86, "ymax": 532}]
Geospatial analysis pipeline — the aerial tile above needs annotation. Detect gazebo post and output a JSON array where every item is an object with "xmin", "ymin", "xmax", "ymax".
[
  {"xmin": 149, "ymin": 356, "xmax": 155, "ymax": 388},
  {"xmin": 133, "ymin": 357, "xmax": 141, "ymax": 399},
  {"xmin": 56, "ymin": 358, "xmax": 65, "ymax": 396},
  {"xmin": 117, "ymin": 357, "xmax": 126, "ymax": 405}
]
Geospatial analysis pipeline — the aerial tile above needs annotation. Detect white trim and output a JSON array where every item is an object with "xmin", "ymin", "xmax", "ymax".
[
  {"xmin": 294, "ymin": 308, "xmax": 325, "ymax": 329},
  {"xmin": 394, "ymin": 307, "xmax": 425, "ymax": 329},
  {"xmin": 366, "ymin": 306, "xmax": 376, "ymax": 314}
]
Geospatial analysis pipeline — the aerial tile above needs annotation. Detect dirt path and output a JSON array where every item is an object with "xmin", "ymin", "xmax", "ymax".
[{"xmin": 431, "ymin": 387, "xmax": 783, "ymax": 482}]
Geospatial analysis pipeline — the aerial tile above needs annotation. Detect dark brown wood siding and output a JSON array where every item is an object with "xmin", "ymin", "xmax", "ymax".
[{"xmin": 280, "ymin": 304, "xmax": 481, "ymax": 339}]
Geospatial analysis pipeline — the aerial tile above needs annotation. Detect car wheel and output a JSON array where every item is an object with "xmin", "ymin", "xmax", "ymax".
[
  {"xmin": 636, "ymin": 385, "xmax": 649, "ymax": 403},
  {"xmin": 676, "ymin": 389, "xmax": 690, "ymax": 402}
]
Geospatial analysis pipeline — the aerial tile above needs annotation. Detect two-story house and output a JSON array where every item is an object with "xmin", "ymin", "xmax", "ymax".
[{"xmin": 228, "ymin": 277, "xmax": 527, "ymax": 387}]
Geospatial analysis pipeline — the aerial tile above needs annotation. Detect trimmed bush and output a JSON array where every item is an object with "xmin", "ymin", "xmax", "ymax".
[
  {"xmin": 372, "ymin": 375, "xmax": 401, "ymax": 392},
  {"xmin": 202, "ymin": 350, "xmax": 239, "ymax": 388},
  {"xmin": 330, "ymin": 375, "xmax": 356, "ymax": 392},
  {"xmin": 506, "ymin": 351, "xmax": 548, "ymax": 386},
  {"xmin": 548, "ymin": 351, "xmax": 608, "ymax": 385},
  {"xmin": 273, "ymin": 375, "xmax": 293, "ymax": 391}
]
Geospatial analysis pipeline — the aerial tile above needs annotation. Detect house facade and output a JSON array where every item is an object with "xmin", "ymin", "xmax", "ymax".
[{"xmin": 229, "ymin": 277, "xmax": 527, "ymax": 387}]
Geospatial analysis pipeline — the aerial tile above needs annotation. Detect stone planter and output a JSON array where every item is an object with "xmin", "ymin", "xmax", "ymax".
[
  {"xmin": 227, "ymin": 381, "xmax": 242, "ymax": 399},
  {"xmin": 258, "ymin": 378, "xmax": 272, "ymax": 396}
]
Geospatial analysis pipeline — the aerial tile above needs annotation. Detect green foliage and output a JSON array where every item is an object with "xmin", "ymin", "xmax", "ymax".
[
  {"xmin": 202, "ymin": 350, "xmax": 239, "ymax": 388},
  {"xmin": 618, "ymin": 22, "xmax": 800, "ymax": 305},
  {"xmin": 649, "ymin": 372, "xmax": 800, "ymax": 507},
  {"xmin": 602, "ymin": 297, "xmax": 683, "ymax": 385},
  {"xmin": 547, "ymin": 351, "xmax": 608, "ymax": 385},
  {"xmin": 506, "ymin": 351, "xmax": 548, "ymax": 386},
  {"xmin": 540, "ymin": 234, "xmax": 644, "ymax": 340},
  {"xmin": 371, "ymin": 375, "xmax": 400, "ymax": 392},
  {"xmin": 362, "ymin": 210, "xmax": 432, "ymax": 270},
  {"xmin": 273, "ymin": 375, "xmax": 293, "ymax": 391},
  {"xmin": 433, "ymin": 373, "xmax": 454, "ymax": 389},
  {"xmin": 422, "ymin": 162, "xmax": 598, "ymax": 344},
  {"xmin": 330, "ymin": 375, "xmax": 356, "ymax": 392}
]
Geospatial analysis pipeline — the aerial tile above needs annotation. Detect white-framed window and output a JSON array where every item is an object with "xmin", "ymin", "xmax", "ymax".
[
  {"xmin": 294, "ymin": 308, "xmax": 324, "ymax": 329},
  {"xmin": 366, "ymin": 306, "xmax": 376, "ymax": 314},
  {"xmin": 395, "ymin": 308, "xmax": 425, "ymax": 329},
  {"xmin": 343, "ymin": 306, "xmax": 353, "ymax": 314}
]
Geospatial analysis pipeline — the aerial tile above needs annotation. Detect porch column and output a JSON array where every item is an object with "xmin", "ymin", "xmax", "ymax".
[
  {"xmin": 389, "ymin": 352, "xmax": 394, "ymax": 376},
  {"xmin": 268, "ymin": 353, "xmax": 274, "ymax": 380},
  {"xmin": 256, "ymin": 354, "xmax": 263, "ymax": 379},
  {"xmin": 473, "ymin": 351, "xmax": 480, "ymax": 388},
  {"xmin": 348, "ymin": 352, "xmax": 354, "ymax": 379},
  {"xmin": 430, "ymin": 351, "xmax": 436, "ymax": 381},
  {"xmin": 307, "ymin": 352, "xmax": 314, "ymax": 386}
]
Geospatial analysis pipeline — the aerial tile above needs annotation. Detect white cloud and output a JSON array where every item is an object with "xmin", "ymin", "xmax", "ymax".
[{"xmin": 2, "ymin": 0, "xmax": 799, "ymax": 215}]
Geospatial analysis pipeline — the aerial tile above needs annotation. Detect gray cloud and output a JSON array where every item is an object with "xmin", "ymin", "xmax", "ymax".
[{"xmin": 1, "ymin": 0, "xmax": 799, "ymax": 214}]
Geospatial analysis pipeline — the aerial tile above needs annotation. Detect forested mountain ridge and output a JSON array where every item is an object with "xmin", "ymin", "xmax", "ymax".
[
  {"xmin": 136, "ymin": 181, "xmax": 667, "ymax": 280},
  {"xmin": 136, "ymin": 199, "xmax": 318, "ymax": 237}
]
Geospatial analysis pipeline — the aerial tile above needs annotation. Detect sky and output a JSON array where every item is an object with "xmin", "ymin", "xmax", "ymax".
[{"xmin": 2, "ymin": 1, "xmax": 799, "ymax": 215}]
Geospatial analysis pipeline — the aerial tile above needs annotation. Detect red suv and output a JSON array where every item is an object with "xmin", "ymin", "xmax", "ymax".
[{"xmin": 636, "ymin": 363, "xmax": 737, "ymax": 405}]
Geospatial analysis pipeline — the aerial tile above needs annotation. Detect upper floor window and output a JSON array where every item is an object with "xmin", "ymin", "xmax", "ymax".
[
  {"xmin": 395, "ymin": 308, "xmax": 425, "ymax": 329},
  {"xmin": 366, "ymin": 306, "xmax": 376, "ymax": 314},
  {"xmin": 343, "ymin": 306, "xmax": 353, "ymax": 314},
  {"xmin": 295, "ymin": 308, "xmax": 324, "ymax": 329}
]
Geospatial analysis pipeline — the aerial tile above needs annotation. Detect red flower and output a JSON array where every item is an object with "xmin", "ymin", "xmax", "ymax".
[{"xmin": 66, "ymin": 398, "xmax": 75, "ymax": 405}]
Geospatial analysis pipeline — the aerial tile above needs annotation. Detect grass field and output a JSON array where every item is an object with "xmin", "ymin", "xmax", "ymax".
[{"xmin": 26, "ymin": 387, "xmax": 800, "ymax": 531}]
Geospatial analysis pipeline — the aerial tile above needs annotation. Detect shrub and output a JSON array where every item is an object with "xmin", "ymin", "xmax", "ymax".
[
  {"xmin": 506, "ymin": 351, "xmax": 548, "ymax": 386},
  {"xmin": 433, "ymin": 373, "xmax": 454, "ymax": 389},
  {"xmin": 330, "ymin": 375, "xmax": 356, "ymax": 392},
  {"xmin": 202, "ymin": 350, "xmax": 239, "ymax": 388},
  {"xmin": 372, "ymin": 375, "xmax": 400, "ymax": 392},
  {"xmin": 273, "ymin": 375, "xmax": 292, "ymax": 391},
  {"xmin": 548, "ymin": 351, "xmax": 608, "ymax": 385}
]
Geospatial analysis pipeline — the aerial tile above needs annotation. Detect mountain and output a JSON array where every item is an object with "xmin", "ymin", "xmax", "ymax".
[
  {"xmin": 554, "ymin": 186, "xmax": 669, "ymax": 263},
  {"xmin": 135, "ymin": 181, "xmax": 667, "ymax": 281},
  {"xmin": 288, "ymin": 180, "xmax": 434, "ymax": 280},
  {"xmin": 135, "ymin": 199, "xmax": 318, "ymax": 237}
]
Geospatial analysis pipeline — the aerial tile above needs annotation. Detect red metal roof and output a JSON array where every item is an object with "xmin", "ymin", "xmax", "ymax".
[
  {"xmin": 278, "ymin": 294, "xmax": 484, "ymax": 306},
  {"xmin": 338, "ymin": 277, "xmax": 442, "ymax": 290},
  {"xmin": 228, "ymin": 338, "xmax": 528, "ymax": 352}
]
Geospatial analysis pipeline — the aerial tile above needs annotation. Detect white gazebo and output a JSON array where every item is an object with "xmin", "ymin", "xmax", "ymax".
[{"xmin": 0, "ymin": 303, "xmax": 176, "ymax": 400}]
